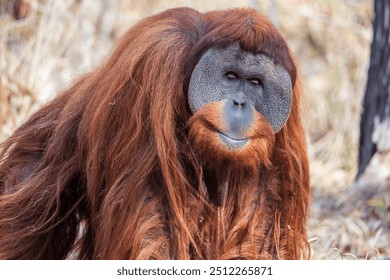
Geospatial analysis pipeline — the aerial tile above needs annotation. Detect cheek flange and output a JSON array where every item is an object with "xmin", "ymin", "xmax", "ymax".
[{"xmin": 256, "ymin": 57, "xmax": 292, "ymax": 132}]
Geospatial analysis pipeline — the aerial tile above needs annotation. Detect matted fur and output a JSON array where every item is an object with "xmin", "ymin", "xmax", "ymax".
[{"xmin": 0, "ymin": 7, "xmax": 310, "ymax": 259}]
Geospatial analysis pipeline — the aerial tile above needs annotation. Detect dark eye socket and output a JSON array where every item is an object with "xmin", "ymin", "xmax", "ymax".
[
  {"xmin": 248, "ymin": 78, "xmax": 262, "ymax": 86},
  {"xmin": 225, "ymin": 71, "xmax": 238, "ymax": 80}
]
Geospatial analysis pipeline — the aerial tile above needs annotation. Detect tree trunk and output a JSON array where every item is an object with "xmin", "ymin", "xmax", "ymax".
[{"xmin": 357, "ymin": 0, "xmax": 390, "ymax": 179}]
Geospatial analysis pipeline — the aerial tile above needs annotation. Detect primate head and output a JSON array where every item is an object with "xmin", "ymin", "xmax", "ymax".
[{"xmin": 188, "ymin": 43, "xmax": 293, "ymax": 170}]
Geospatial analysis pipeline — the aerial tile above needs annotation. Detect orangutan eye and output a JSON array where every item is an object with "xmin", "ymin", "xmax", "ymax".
[
  {"xmin": 249, "ymin": 78, "xmax": 262, "ymax": 86},
  {"xmin": 225, "ymin": 71, "xmax": 238, "ymax": 80}
]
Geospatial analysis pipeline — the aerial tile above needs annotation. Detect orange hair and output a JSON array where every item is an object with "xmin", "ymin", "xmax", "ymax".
[{"xmin": 0, "ymin": 7, "xmax": 309, "ymax": 259}]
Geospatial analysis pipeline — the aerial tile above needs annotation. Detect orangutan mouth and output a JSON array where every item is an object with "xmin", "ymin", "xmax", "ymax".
[{"xmin": 218, "ymin": 131, "xmax": 249, "ymax": 149}]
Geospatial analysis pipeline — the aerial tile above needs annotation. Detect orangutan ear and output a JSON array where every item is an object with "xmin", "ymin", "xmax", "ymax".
[{"xmin": 188, "ymin": 43, "xmax": 292, "ymax": 132}]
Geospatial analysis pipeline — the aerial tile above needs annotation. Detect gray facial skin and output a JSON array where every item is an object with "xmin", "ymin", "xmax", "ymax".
[{"xmin": 188, "ymin": 43, "xmax": 292, "ymax": 133}]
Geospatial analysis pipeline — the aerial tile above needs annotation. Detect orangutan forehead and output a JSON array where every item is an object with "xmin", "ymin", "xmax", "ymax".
[{"xmin": 203, "ymin": 43, "xmax": 287, "ymax": 75}]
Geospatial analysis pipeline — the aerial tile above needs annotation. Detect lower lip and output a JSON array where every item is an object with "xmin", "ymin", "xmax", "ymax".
[{"xmin": 218, "ymin": 132, "xmax": 249, "ymax": 149}]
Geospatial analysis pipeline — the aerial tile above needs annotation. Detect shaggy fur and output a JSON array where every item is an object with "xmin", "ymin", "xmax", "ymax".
[{"xmin": 0, "ymin": 7, "xmax": 310, "ymax": 259}]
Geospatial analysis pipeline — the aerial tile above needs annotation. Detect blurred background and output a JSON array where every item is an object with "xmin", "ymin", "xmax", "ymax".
[{"xmin": 0, "ymin": 0, "xmax": 388, "ymax": 259}]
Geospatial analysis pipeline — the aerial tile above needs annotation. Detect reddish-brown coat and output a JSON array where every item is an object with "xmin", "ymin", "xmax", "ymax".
[{"xmin": 0, "ymin": 7, "xmax": 310, "ymax": 260}]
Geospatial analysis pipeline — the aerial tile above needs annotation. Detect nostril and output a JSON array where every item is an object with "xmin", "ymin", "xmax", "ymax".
[{"xmin": 232, "ymin": 99, "xmax": 246, "ymax": 109}]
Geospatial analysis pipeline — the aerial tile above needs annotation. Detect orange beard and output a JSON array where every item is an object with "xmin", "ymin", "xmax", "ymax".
[
  {"xmin": 188, "ymin": 101, "xmax": 275, "ymax": 173},
  {"xmin": 188, "ymin": 101, "xmax": 275, "ymax": 205}
]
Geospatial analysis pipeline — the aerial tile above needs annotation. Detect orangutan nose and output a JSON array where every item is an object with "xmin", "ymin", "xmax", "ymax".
[{"xmin": 223, "ymin": 93, "xmax": 253, "ymax": 138}]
